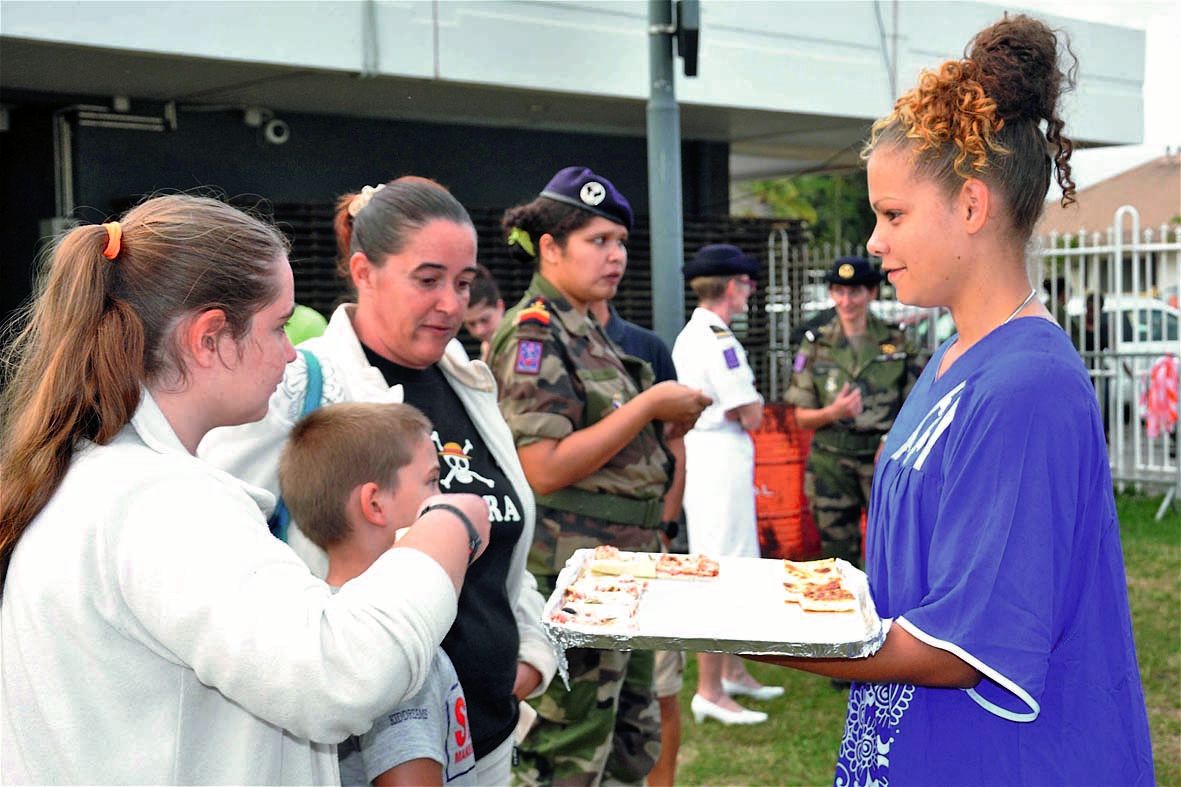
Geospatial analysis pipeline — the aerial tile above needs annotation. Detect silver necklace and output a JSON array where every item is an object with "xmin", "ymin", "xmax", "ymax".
[{"xmin": 1002, "ymin": 287, "xmax": 1038, "ymax": 325}]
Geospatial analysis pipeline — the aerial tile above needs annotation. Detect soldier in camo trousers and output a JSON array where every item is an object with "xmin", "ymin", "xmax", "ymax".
[
  {"xmin": 490, "ymin": 166, "xmax": 709, "ymax": 787},
  {"xmin": 785, "ymin": 256, "xmax": 923, "ymax": 566}
]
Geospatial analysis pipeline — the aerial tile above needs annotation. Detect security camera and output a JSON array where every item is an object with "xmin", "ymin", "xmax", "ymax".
[{"xmin": 263, "ymin": 118, "xmax": 290, "ymax": 145}]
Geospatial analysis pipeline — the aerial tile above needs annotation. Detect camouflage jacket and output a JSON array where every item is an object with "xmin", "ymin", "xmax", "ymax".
[
  {"xmin": 489, "ymin": 273, "xmax": 670, "ymax": 503},
  {"xmin": 785, "ymin": 312, "xmax": 922, "ymax": 451}
]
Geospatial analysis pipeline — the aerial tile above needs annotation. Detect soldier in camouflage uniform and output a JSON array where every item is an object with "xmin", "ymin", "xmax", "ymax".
[
  {"xmin": 491, "ymin": 167, "xmax": 709, "ymax": 787},
  {"xmin": 785, "ymin": 256, "xmax": 923, "ymax": 566}
]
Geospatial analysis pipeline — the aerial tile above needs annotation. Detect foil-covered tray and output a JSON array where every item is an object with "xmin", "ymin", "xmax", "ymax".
[{"xmin": 542, "ymin": 550, "xmax": 885, "ymax": 679}]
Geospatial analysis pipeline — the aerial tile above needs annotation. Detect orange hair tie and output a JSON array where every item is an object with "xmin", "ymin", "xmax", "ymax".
[{"xmin": 101, "ymin": 222, "xmax": 122, "ymax": 261}]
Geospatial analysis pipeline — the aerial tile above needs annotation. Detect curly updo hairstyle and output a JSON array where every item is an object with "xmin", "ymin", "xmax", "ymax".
[{"xmin": 863, "ymin": 14, "xmax": 1078, "ymax": 240}]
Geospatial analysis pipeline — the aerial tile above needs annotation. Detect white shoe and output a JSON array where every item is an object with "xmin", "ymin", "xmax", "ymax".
[
  {"xmin": 690, "ymin": 694, "xmax": 768, "ymax": 725},
  {"xmin": 721, "ymin": 678, "xmax": 785, "ymax": 701}
]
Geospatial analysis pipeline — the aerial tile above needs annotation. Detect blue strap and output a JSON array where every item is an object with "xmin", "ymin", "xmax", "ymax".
[
  {"xmin": 269, "ymin": 349, "xmax": 323, "ymax": 542},
  {"xmin": 300, "ymin": 350, "xmax": 323, "ymax": 418}
]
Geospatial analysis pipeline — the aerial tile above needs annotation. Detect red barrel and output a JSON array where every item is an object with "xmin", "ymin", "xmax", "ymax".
[{"xmin": 751, "ymin": 404, "xmax": 822, "ymax": 560}]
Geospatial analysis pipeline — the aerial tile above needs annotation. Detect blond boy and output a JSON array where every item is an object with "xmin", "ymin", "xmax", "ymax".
[{"xmin": 280, "ymin": 402, "xmax": 478, "ymax": 786}]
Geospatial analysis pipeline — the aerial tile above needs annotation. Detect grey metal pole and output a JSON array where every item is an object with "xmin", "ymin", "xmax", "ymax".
[{"xmin": 647, "ymin": 0, "xmax": 685, "ymax": 346}]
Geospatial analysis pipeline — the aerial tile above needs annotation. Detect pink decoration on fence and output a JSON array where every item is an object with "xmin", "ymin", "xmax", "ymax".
[{"xmin": 1139, "ymin": 355, "xmax": 1179, "ymax": 439}]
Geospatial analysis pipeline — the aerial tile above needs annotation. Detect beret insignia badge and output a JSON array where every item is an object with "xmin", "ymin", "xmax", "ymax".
[{"xmin": 580, "ymin": 181, "xmax": 606, "ymax": 206}]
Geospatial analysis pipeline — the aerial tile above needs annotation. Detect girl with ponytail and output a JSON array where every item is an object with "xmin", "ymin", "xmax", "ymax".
[
  {"xmin": 0, "ymin": 195, "xmax": 488, "ymax": 784},
  {"xmin": 758, "ymin": 15, "xmax": 1153, "ymax": 784}
]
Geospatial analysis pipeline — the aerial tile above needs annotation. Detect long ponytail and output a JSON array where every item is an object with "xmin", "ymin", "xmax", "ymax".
[
  {"xmin": 0, "ymin": 195, "xmax": 288, "ymax": 588},
  {"xmin": 0, "ymin": 225, "xmax": 143, "ymax": 581}
]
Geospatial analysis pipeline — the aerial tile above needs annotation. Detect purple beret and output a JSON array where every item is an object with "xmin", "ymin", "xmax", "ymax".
[
  {"xmin": 824, "ymin": 256, "xmax": 881, "ymax": 286},
  {"xmin": 683, "ymin": 244, "xmax": 761, "ymax": 279},
  {"xmin": 539, "ymin": 166, "xmax": 633, "ymax": 231}
]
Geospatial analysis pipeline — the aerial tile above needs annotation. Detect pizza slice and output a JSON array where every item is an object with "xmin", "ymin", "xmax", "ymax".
[
  {"xmin": 783, "ymin": 557, "xmax": 839, "ymax": 581},
  {"xmin": 585, "ymin": 573, "xmax": 648, "ymax": 596},
  {"xmin": 782, "ymin": 574, "xmax": 812, "ymax": 604},
  {"xmin": 587, "ymin": 546, "xmax": 658, "ymax": 578},
  {"xmin": 797, "ymin": 578, "xmax": 859, "ymax": 613},
  {"xmin": 549, "ymin": 599, "xmax": 637, "ymax": 628},
  {"xmin": 564, "ymin": 573, "xmax": 648, "ymax": 605},
  {"xmin": 656, "ymin": 553, "xmax": 720, "ymax": 579},
  {"xmin": 783, "ymin": 559, "xmax": 860, "ymax": 612}
]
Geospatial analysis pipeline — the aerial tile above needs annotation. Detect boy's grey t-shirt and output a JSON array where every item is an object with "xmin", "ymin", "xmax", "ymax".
[
  {"xmin": 337, "ymin": 648, "xmax": 476, "ymax": 786},
  {"xmin": 328, "ymin": 582, "xmax": 475, "ymax": 786}
]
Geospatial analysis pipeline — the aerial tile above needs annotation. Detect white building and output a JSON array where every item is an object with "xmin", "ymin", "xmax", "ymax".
[{"xmin": 0, "ymin": 0, "xmax": 1145, "ymax": 314}]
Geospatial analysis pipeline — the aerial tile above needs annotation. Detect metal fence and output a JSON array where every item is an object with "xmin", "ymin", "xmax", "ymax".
[{"xmin": 764, "ymin": 206, "xmax": 1180, "ymax": 514}]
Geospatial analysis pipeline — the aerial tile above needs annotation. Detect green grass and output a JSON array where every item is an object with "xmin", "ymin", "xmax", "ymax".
[{"xmin": 670, "ymin": 493, "xmax": 1181, "ymax": 786}]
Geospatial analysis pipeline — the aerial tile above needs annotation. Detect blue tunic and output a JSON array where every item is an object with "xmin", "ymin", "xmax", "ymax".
[{"xmin": 836, "ymin": 318, "xmax": 1154, "ymax": 786}]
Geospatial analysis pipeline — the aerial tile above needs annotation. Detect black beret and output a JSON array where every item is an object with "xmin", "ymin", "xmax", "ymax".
[
  {"xmin": 683, "ymin": 244, "xmax": 761, "ymax": 279},
  {"xmin": 539, "ymin": 166, "xmax": 633, "ymax": 231},
  {"xmin": 824, "ymin": 256, "xmax": 881, "ymax": 287}
]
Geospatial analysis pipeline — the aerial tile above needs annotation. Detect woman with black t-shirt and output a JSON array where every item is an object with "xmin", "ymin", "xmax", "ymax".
[{"xmin": 201, "ymin": 176, "xmax": 556, "ymax": 785}]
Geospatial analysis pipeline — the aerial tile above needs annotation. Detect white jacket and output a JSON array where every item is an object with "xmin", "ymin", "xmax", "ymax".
[
  {"xmin": 1, "ymin": 392, "xmax": 457, "ymax": 785},
  {"xmin": 200, "ymin": 304, "xmax": 557, "ymax": 695}
]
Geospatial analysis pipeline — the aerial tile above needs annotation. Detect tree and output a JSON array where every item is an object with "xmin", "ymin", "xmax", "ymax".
[
  {"xmin": 745, "ymin": 171, "xmax": 875, "ymax": 249},
  {"xmin": 747, "ymin": 179, "xmax": 817, "ymax": 225}
]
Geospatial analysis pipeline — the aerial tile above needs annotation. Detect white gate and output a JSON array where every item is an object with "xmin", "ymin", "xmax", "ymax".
[{"xmin": 1035, "ymin": 207, "xmax": 1179, "ymax": 516}]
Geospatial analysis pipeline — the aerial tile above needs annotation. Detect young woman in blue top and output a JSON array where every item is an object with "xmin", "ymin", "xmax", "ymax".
[{"xmin": 760, "ymin": 14, "xmax": 1154, "ymax": 785}]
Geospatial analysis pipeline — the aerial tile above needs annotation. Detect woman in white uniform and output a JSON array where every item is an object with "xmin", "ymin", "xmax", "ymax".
[{"xmin": 672, "ymin": 244, "xmax": 783, "ymax": 725}]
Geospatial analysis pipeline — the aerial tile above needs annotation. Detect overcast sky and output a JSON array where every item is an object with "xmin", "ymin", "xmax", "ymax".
[{"xmin": 995, "ymin": 0, "xmax": 1179, "ymax": 193}]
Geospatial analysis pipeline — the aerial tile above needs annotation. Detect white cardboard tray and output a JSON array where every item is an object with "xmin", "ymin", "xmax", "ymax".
[{"xmin": 542, "ymin": 550, "xmax": 886, "ymax": 659}]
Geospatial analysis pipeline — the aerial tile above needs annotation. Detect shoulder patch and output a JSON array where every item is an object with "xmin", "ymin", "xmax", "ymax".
[
  {"xmin": 722, "ymin": 346, "xmax": 740, "ymax": 369},
  {"xmin": 515, "ymin": 297, "xmax": 551, "ymax": 328},
  {"xmin": 515, "ymin": 339, "xmax": 544, "ymax": 375},
  {"xmin": 793, "ymin": 351, "xmax": 808, "ymax": 372},
  {"xmin": 709, "ymin": 324, "xmax": 733, "ymax": 339}
]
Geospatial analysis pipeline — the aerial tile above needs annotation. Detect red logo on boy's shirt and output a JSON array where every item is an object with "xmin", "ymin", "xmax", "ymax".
[
  {"xmin": 450, "ymin": 695, "xmax": 474, "ymax": 766},
  {"xmin": 445, "ymin": 691, "xmax": 476, "ymax": 781},
  {"xmin": 454, "ymin": 696, "xmax": 468, "ymax": 747}
]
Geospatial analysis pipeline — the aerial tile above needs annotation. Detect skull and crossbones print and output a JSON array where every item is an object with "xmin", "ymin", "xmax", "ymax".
[{"xmin": 432, "ymin": 431, "xmax": 495, "ymax": 489}]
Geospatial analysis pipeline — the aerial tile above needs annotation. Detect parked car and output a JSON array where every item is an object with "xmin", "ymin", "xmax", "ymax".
[
  {"xmin": 1064, "ymin": 294, "xmax": 1179, "ymax": 347},
  {"xmin": 1064, "ymin": 295, "xmax": 1181, "ymax": 418}
]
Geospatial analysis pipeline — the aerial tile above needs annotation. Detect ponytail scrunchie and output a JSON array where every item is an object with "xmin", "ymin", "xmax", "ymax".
[
  {"xmin": 347, "ymin": 184, "xmax": 386, "ymax": 218},
  {"xmin": 101, "ymin": 222, "xmax": 122, "ymax": 261},
  {"xmin": 506, "ymin": 226, "xmax": 536, "ymax": 258}
]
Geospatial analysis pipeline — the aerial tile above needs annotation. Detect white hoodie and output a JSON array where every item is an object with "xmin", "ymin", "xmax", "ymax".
[{"xmin": 1, "ymin": 392, "xmax": 456, "ymax": 785}]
